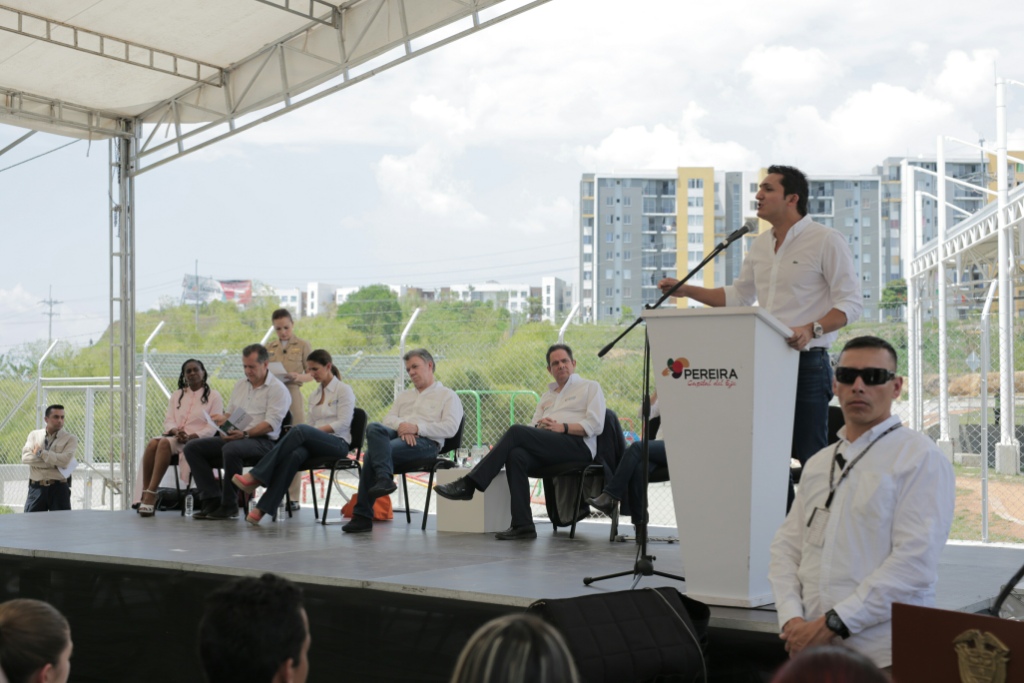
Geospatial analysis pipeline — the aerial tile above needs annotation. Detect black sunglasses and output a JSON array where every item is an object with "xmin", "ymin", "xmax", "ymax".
[{"xmin": 834, "ymin": 367, "xmax": 896, "ymax": 386}]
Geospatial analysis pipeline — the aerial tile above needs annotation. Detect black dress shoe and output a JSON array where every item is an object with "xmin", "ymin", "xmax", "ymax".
[
  {"xmin": 192, "ymin": 499, "xmax": 220, "ymax": 520},
  {"xmin": 207, "ymin": 504, "xmax": 240, "ymax": 520},
  {"xmin": 434, "ymin": 477, "xmax": 475, "ymax": 501},
  {"xmin": 495, "ymin": 524, "xmax": 537, "ymax": 540},
  {"xmin": 585, "ymin": 492, "xmax": 618, "ymax": 517},
  {"xmin": 342, "ymin": 515, "xmax": 373, "ymax": 533},
  {"xmin": 367, "ymin": 478, "xmax": 397, "ymax": 498}
]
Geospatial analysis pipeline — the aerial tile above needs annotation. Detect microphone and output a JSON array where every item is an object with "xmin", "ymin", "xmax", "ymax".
[{"xmin": 723, "ymin": 220, "xmax": 755, "ymax": 246}]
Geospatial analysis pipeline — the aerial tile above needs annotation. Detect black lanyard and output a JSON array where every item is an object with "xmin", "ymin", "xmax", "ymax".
[{"xmin": 824, "ymin": 423, "xmax": 900, "ymax": 510}]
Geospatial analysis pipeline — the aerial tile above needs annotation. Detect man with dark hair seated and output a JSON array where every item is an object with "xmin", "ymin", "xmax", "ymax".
[
  {"xmin": 435, "ymin": 344, "xmax": 605, "ymax": 540},
  {"xmin": 185, "ymin": 344, "xmax": 291, "ymax": 520},
  {"xmin": 198, "ymin": 573, "xmax": 310, "ymax": 683}
]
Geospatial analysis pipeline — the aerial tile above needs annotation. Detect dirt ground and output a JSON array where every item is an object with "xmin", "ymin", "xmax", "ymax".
[{"xmin": 954, "ymin": 473, "xmax": 1024, "ymax": 542}]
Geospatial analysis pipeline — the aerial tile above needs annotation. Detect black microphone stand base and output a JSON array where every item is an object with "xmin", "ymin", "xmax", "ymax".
[{"xmin": 583, "ymin": 547, "xmax": 685, "ymax": 590}]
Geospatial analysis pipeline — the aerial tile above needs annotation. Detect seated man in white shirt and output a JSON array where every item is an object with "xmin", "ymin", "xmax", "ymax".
[
  {"xmin": 768, "ymin": 336, "xmax": 955, "ymax": 671},
  {"xmin": 185, "ymin": 343, "xmax": 292, "ymax": 520},
  {"xmin": 342, "ymin": 348, "xmax": 463, "ymax": 534},
  {"xmin": 435, "ymin": 344, "xmax": 606, "ymax": 540}
]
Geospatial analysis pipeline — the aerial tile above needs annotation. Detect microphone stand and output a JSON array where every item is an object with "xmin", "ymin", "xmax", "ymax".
[{"xmin": 584, "ymin": 226, "xmax": 750, "ymax": 589}]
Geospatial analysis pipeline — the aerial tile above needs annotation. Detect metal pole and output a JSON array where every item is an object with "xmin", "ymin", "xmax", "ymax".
[
  {"xmin": 994, "ymin": 78, "xmax": 1018, "ymax": 469},
  {"xmin": 936, "ymin": 137, "xmax": 951, "ymax": 456},
  {"xmin": 138, "ymin": 321, "xmax": 165, "ymax": 462},
  {"xmin": 35, "ymin": 339, "xmax": 59, "ymax": 429},
  {"xmin": 903, "ymin": 161, "xmax": 920, "ymax": 433},
  {"xmin": 260, "ymin": 325, "xmax": 275, "ymax": 345},
  {"xmin": 557, "ymin": 303, "xmax": 580, "ymax": 344},
  {"xmin": 395, "ymin": 308, "xmax": 422, "ymax": 400},
  {"xmin": 981, "ymin": 279, "xmax": 998, "ymax": 543}
]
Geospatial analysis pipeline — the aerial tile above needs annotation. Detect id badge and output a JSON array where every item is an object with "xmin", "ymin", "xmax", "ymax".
[{"xmin": 806, "ymin": 507, "xmax": 830, "ymax": 548}]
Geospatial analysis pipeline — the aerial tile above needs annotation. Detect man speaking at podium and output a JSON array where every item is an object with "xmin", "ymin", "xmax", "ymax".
[
  {"xmin": 658, "ymin": 165, "xmax": 860, "ymax": 507},
  {"xmin": 768, "ymin": 336, "xmax": 955, "ymax": 669}
]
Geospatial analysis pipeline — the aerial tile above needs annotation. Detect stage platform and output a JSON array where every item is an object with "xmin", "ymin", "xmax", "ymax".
[{"xmin": 0, "ymin": 509, "xmax": 1020, "ymax": 682}]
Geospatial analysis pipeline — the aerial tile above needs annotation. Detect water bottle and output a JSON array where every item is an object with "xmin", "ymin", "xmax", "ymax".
[
  {"xmin": 184, "ymin": 493, "xmax": 194, "ymax": 517},
  {"xmin": 247, "ymin": 498, "xmax": 256, "ymax": 515},
  {"xmin": 277, "ymin": 499, "xmax": 286, "ymax": 521}
]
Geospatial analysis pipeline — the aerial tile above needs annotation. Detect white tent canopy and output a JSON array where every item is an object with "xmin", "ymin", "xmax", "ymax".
[
  {"xmin": 1, "ymin": 0, "xmax": 548, "ymax": 170},
  {"xmin": 0, "ymin": 0, "xmax": 549, "ymax": 503}
]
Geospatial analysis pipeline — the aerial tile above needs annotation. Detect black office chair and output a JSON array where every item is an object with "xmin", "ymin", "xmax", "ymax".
[
  {"xmin": 290, "ymin": 407, "xmax": 366, "ymax": 525},
  {"xmin": 537, "ymin": 409, "xmax": 624, "ymax": 540},
  {"xmin": 393, "ymin": 418, "xmax": 465, "ymax": 530}
]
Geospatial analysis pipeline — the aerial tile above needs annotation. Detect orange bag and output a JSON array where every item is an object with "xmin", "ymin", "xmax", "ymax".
[{"xmin": 341, "ymin": 493, "xmax": 393, "ymax": 521}]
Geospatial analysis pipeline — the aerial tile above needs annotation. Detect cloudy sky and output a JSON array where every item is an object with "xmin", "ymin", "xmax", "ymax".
[{"xmin": 2, "ymin": 0, "xmax": 1023, "ymax": 353}]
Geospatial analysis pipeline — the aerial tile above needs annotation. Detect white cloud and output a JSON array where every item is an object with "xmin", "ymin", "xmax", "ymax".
[
  {"xmin": 739, "ymin": 45, "xmax": 839, "ymax": 103},
  {"xmin": 578, "ymin": 102, "xmax": 761, "ymax": 171},
  {"xmin": 930, "ymin": 49, "xmax": 998, "ymax": 106},
  {"xmin": 773, "ymin": 83, "xmax": 961, "ymax": 171},
  {"xmin": 375, "ymin": 143, "xmax": 486, "ymax": 225},
  {"xmin": 509, "ymin": 196, "xmax": 574, "ymax": 236}
]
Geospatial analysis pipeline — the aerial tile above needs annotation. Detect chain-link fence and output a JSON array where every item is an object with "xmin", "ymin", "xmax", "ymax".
[{"xmin": 3, "ymin": 309, "xmax": 1022, "ymax": 542}]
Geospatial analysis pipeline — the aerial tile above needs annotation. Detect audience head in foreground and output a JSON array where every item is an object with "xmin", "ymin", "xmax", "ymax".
[
  {"xmin": 771, "ymin": 645, "xmax": 889, "ymax": 683},
  {"xmin": 199, "ymin": 573, "xmax": 310, "ymax": 683},
  {"xmin": 0, "ymin": 598, "xmax": 72, "ymax": 683},
  {"xmin": 450, "ymin": 614, "xmax": 580, "ymax": 683}
]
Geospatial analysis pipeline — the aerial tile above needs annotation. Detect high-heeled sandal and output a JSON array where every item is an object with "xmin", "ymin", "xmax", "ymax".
[
  {"xmin": 232, "ymin": 473, "xmax": 261, "ymax": 495},
  {"xmin": 246, "ymin": 508, "xmax": 265, "ymax": 527},
  {"xmin": 138, "ymin": 490, "xmax": 158, "ymax": 517}
]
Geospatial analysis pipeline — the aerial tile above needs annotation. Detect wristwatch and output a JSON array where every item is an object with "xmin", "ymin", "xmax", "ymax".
[
  {"xmin": 242, "ymin": 430, "xmax": 249, "ymax": 439},
  {"xmin": 825, "ymin": 609, "xmax": 850, "ymax": 639},
  {"xmin": 812, "ymin": 321, "xmax": 823, "ymax": 339},
  {"xmin": 563, "ymin": 423, "xmax": 569, "ymax": 434}
]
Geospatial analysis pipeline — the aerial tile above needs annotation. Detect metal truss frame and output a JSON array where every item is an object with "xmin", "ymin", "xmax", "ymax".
[
  {"xmin": 908, "ymin": 190, "xmax": 1024, "ymax": 278},
  {"xmin": 133, "ymin": 0, "xmax": 553, "ymax": 174},
  {"xmin": 0, "ymin": 86, "xmax": 127, "ymax": 138},
  {"xmin": 0, "ymin": 4, "xmax": 223, "ymax": 84}
]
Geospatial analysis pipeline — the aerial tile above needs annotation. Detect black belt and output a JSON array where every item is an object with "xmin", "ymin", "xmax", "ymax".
[
  {"xmin": 30, "ymin": 479, "xmax": 68, "ymax": 487},
  {"xmin": 801, "ymin": 347, "xmax": 828, "ymax": 354}
]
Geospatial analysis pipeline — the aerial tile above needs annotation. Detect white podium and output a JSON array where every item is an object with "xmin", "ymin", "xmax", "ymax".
[
  {"xmin": 435, "ymin": 469, "xmax": 512, "ymax": 533},
  {"xmin": 642, "ymin": 307, "xmax": 798, "ymax": 607}
]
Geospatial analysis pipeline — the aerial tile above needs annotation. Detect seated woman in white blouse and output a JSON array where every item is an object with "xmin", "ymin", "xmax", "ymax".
[
  {"xmin": 138, "ymin": 359, "xmax": 222, "ymax": 517},
  {"xmin": 232, "ymin": 349, "xmax": 355, "ymax": 525}
]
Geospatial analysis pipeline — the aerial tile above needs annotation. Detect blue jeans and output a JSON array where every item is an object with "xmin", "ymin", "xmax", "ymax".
[
  {"xmin": 604, "ymin": 440, "xmax": 667, "ymax": 522},
  {"xmin": 788, "ymin": 348, "xmax": 834, "ymax": 509},
  {"xmin": 353, "ymin": 423, "xmax": 439, "ymax": 519},
  {"xmin": 249, "ymin": 425, "xmax": 348, "ymax": 515}
]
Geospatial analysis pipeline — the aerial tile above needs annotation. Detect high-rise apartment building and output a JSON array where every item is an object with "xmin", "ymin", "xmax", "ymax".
[{"xmin": 540, "ymin": 276, "xmax": 572, "ymax": 323}]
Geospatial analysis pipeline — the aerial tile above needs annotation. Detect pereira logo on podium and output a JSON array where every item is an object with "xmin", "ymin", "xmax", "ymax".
[{"xmin": 663, "ymin": 357, "xmax": 738, "ymax": 388}]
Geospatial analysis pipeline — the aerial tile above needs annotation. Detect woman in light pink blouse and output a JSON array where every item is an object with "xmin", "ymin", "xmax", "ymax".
[{"xmin": 138, "ymin": 359, "xmax": 222, "ymax": 517}]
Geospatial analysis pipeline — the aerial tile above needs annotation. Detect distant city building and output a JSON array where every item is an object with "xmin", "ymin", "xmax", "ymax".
[
  {"xmin": 306, "ymin": 282, "xmax": 341, "ymax": 317},
  {"xmin": 448, "ymin": 282, "xmax": 533, "ymax": 316},
  {"xmin": 540, "ymin": 276, "xmax": 572, "ymax": 323},
  {"xmin": 275, "ymin": 287, "xmax": 305, "ymax": 319}
]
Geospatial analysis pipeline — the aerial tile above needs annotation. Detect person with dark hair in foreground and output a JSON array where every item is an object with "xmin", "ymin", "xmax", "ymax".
[
  {"xmin": 0, "ymin": 598, "xmax": 73, "ymax": 683},
  {"xmin": 435, "ymin": 344, "xmax": 605, "ymax": 540},
  {"xmin": 21, "ymin": 405, "xmax": 77, "ymax": 512},
  {"xmin": 199, "ymin": 573, "xmax": 310, "ymax": 683},
  {"xmin": 769, "ymin": 336, "xmax": 954, "ymax": 671},
  {"xmin": 657, "ymin": 164, "xmax": 861, "ymax": 510},
  {"xmin": 450, "ymin": 614, "xmax": 580, "ymax": 683},
  {"xmin": 771, "ymin": 646, "xmax": 888, "ymax": 683}
]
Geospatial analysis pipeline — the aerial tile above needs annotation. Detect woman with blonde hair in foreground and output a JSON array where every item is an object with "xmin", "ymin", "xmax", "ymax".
[
  {"xmin": 0, "ymin": 598, "xmax": 73, "ymax": 683},
  {"xmin": 450, "ymin": 613, "xmax": 579, "ymax": 683}
]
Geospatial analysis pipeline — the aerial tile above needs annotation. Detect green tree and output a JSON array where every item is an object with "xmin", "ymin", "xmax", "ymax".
[
  {"xmin": 336, "ymin": 284, "xmax": 402, "ymax": 347},
  {"xmin": 526, "ymin": 296, "xmax": 543, "ymax": 321},
  {"xmin": 880, "ymin": 278, "xmax": 907, "ymax": 310}
]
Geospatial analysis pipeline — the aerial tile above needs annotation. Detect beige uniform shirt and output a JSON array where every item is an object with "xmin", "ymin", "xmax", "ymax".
[{"xmin": 266, "ymin": 336, "xmax": 312, "ymax": 424}]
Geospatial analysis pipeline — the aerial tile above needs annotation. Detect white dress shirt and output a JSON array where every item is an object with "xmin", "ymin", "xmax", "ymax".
[
  {"xmin": 723, "ymin": 216, "xmax": 862, "ymax": 349},
  {"xmin": 382, "ymin": 380, "xmax": 463, "ymax": 447},
  {"xmin": 768, "ymin": 415, "xmax": 955, "ymax": 667},
  {"xmin": 531, "ymin": 373, "xmax": 606, "ymax": 457},
  {"xmin": 306, "ymin": 377, "xmax": 356, "ymax": 444},
  {"xmin": 225, "ymin": 373, "xmax": 292, "ymax": 440}
]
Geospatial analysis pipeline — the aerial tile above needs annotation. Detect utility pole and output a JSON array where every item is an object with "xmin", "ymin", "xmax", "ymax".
[
  {"xmin": 40, "ymin": 285, "xmax": 62, "ymax": 346},
  {"xmin": 195, "ymin": 260, "xmax": 200, "ymax": 331}
]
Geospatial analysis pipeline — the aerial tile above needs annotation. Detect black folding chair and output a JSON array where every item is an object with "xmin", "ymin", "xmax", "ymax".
[{"xmin": 393, "ymin": 418, "xmax": 465, "ymax": 530}]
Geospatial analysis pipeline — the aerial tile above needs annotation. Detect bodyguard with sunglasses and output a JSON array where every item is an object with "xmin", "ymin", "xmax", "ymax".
[{"xmin": 768, "ymin": 336, "xmax": 955, "ymax": 671}]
